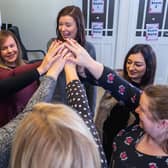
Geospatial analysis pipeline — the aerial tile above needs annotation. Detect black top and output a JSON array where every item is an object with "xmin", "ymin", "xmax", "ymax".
[
  {"xmin": 87, "ymin": 66, "xmax": 168, "ymax": 167},
  {"xmin": 0, "ymin": 69, "xmax": 39, "ymax": 99},
  {"xmin": 66, "ymin": 80, "xmax": 108, "ymax": 168}
]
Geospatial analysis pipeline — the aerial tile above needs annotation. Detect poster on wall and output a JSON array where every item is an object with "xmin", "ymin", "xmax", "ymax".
[
  {"xmin": 146, "ymin": 23, "xmax": 159, "ymax": 41},
  {"xmin": 91, "ymin": 22, "xmax": 103, "ymax": 37},
  {"xmin": 92, "ymin": 0, "xmax": 104, "ymax": 14},
  {"xmin": 148, "ymin": 0, "xmax": 163, "ymax": 13}
]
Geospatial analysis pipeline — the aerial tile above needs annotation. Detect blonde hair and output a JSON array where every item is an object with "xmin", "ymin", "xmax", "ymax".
[
  {"xmin": 11, "ymin": 103, "xmax": 101, "ymax": 168},
  {"xmin": 0, "ymin": 30, "xmax": 24, "ymax": 69}
]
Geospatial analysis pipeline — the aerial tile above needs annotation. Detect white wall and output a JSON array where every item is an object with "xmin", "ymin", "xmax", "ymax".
[
  {"xmin": 0, "ymin": 0, "xmax": 79, "ymax": 53},
  {"xmin": 0, "ymin": 10, "xmax": 2, "ymax": 30}
]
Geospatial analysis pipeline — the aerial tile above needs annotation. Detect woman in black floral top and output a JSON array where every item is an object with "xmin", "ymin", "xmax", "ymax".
[{"xmin": 65, "ymin": 39, "xmax": 168, "ymax": 168}]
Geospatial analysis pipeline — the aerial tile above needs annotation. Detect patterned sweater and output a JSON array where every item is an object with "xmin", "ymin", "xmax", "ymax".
[{"xmin": 0, "ymin": 76, "xmax": 57, "ymax": 168}]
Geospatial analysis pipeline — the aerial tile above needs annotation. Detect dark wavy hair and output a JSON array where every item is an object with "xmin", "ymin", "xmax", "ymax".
[
  {"xmin": 56, "ymin": 5, "xmax": 86, "ymax": 46},
  {"xmin": 123, "ymin": 44, "xmax": 157, "ymax": 88}
]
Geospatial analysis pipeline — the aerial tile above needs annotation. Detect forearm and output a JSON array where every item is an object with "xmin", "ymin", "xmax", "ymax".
[
  {"xmin": 0, "ymin": 69, "xmax": 40, "ymax": 99},
  {"xmin": 98, "ymin": 66, "xmax": 141, "ymax": 108},
  {"xmin": 13, "ymin": 61, "xmax": 41, "ymax": 76},
  {"xmin": 0, "ymin": 76, "xmax": 57, "ymax": 167},
  {"xmin": 0, "ymin": 61, "xmax": 41, "ymax": 79},
  {"xmin": 22, "ymin": 76, "xmax": 57, "ymax": 113},
  {"xmin": 84, "ymin": 83, "xmax": 97, "ymax": 115},
  {"xmin": 64, "ymin": 66, "xmax": 79, "ymax": 84},
  {"xmin": 85, "ymin": 59, "xmax": 104, "ymax": 80},
  {"xmin": 66, "ymin": 80, "xmax": 107, "ymax": 168}
]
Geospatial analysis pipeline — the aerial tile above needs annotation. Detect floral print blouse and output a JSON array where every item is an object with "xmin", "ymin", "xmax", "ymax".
[
  {"xmin": 112, "ymin": 125, "xmax": 168, "ymax": 168},
  {"xmin": 94, "ymin": 66, "xmax": 168, "ymax": 168}
]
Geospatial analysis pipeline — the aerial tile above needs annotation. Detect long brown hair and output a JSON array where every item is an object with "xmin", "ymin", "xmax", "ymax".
[
  {"xmin": 0, "ymin": 30, "xmax": 24, "ymax": 69},
  {"xmin": 56, "ymin": 5, "xmax": 86, "ymax": 46},
  {"xmin": 123, "ymin": 44, "xmax": 157, "ymax": 88}
]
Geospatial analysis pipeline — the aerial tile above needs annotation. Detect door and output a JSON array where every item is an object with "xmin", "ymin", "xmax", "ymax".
[
  {"xmin": 79, "ymin": 0, "xmax": 168, "ymax": 84},
  {"xmin": 82, "ymin": 0, "xmax": 119, "ymax": 68},
  {"xmin": 116, "ymin": 0, "xmax": 168, "ymax": 84}
]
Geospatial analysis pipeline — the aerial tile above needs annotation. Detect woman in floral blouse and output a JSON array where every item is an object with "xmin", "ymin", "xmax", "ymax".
[{"xmin": 65, "ymin": 39, "xmax": 168, "ymax": 168}]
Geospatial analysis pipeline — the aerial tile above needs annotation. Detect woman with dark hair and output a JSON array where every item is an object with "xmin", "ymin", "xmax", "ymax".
[
  {"xmin": 56, "ymin": 5, "xmax": 86, "ymax": 46},
  {"xmin": 123, "ymin": 44, "xmax": 156, "ymax": 88},
  {"xmin": 95, "ymin": 44, "xmax": 157, "ymax": 163},
  {"xmin": 48, "ymin": 5, "xmax": 97, "ymax": 114},
  {"xmin": 64, "ymin": 39, "xmax": 167, "ymax": 167}
]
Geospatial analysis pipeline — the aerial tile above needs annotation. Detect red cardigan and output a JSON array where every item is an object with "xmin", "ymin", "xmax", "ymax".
[{"xmin": 0, "ymin": 61, "xmax": 41, "ymax": 127}]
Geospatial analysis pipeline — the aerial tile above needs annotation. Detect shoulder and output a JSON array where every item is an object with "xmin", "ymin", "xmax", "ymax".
[
  {"xmin": 115, "ymin": 125, "xmax": 143, "ymax": 142},
  {"xmin": 84, "ymin": 41, "xmax": 96, "ymax": 59},
  {"xmin": 47, "ymin": 37, "xmax": 57, "ymax": 50},
  {"xmin": 85, "ymin": 41, "xmax": 95, "ymax": 50}
]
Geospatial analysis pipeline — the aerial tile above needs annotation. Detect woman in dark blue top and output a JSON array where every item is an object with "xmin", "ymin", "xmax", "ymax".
[{"xmin": 64, "ymin": 39, "xmax": 168, "ymax": 168}]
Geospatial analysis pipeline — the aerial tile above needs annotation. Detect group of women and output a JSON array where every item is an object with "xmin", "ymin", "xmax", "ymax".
[{"xmin": 0, "ymin": 5, "xmax": 167, "ymax": 168}]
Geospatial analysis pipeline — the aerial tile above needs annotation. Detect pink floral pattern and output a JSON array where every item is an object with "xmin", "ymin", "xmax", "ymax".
[
  {"xmin": 107, "ymin": 73, "xmax": 115, "ymax": 84},
  {"xmin": 120, "ymin": 151, "xmax": 128, "ymax": 161},
  {"xmin": 124, "ymin": 136, "xmax": 133, "ymax": 145},
  {"xmin": 118, "ymin": 85, "xmax": 125, "ymax": 95},
  {"xmin": 96, "ymin": 67, "xmax": 168, "ymax": 167},
  {"xmin": 131, "ymin": 95, "xmax": 136, "ymax": 103},
  {"xmin": 149, "ymin": 162, "xmax": 158, "ymax": 168}
]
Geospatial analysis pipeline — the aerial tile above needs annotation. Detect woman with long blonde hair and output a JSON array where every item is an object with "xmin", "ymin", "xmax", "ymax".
[
  {"xmin": 11, "ymin": 103, "xmax": 101, "ymax": 168},
  {"xmin": 10, "ymin": 48, "xmax": 106, "ymax": 168}
]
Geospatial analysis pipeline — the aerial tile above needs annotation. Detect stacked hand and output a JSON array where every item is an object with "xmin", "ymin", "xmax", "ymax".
[
  {"xmin": 64, "ymin": 39, "xmax": 94, "ymax": 68},
  {"xmin": 37, "ymin": 40, "xmax": 64, "ymax": 75},
  {"xmin": 38, "ymin": 38, "xmax": 104, "ymax": 81},
  {"xmin": 64, "ymin": 39, "xmax": 104, "ymax": 80}
]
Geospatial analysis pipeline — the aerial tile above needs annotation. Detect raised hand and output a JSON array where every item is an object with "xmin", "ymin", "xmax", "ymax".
[
  {"xmin": 64, "ymin": 39, "xmax": 104, "ymax": 80},
  {"xmin": 37, "ymin": 40, "xmax": 64, "ymax": 75},
  {"xmin": 46, "ymin": 46, "xmax": 68, "ymax": 80},
  {"xmin": 64, "ymin": 51, "xmax": 79, "ymax": 84},
  {"xmin": 64, "ymin": 39, "xmax": 94, "ymax": 68}
]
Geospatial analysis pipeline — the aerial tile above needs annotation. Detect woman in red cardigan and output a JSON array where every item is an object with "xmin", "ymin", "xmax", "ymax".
[{"xmin": 0, "ymin": 30, "xmax": 61, "ymax": 126}]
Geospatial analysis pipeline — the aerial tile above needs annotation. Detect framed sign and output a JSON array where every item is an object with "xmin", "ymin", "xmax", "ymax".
[
  {"xmin": 91, "ymin": 22, "xmax": 103, "ymax": 37},
  {"xmin": 148, "ymin": 0, "xmax": 163, "ymax": 14},
  {"xmin": 146, "ymin": 23, "xmax": 159, "ymax": 40},
  {"xmin": 92, "ymin": 0, "xmax": 104, "ymax": 14}
]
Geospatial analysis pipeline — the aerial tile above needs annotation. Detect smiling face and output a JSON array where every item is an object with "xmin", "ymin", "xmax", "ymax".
[
  {"xmin": 58, "ymin": 15, "xmax": 78, "ymax": 40},
  {"xmin": 0, "ymin": 35, "xmax": 18, "ymax": 67},
  {"xmin": 126, "ymin": 52, "xmax": 146, "ymax": 83},
  {"xmin": 135, "ymin": 92, "xmax": 163, "ymax": 140}
]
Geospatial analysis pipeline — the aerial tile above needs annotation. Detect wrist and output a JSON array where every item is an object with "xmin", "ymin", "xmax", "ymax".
[
  {"xmin": 86, "ymin": 60, "xmax": 103, "ymax": 80},
  {"xmin": 65, "ymin": 68, "xmax": 79, "ymax": 84},
  {"xmin": 46, "ymin": 73, "xmax": 58, "ymax": 81},
  {"xmin": 37, "ymin": 67, "xmax": 45, "ymax": 76}
]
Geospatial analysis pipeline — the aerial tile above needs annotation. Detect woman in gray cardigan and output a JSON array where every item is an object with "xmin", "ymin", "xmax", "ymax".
[{"xmin": 47, "ymin": 5, "xmax": 97, "ymax": 115}]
